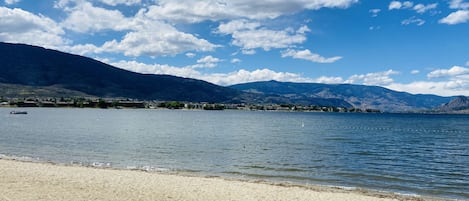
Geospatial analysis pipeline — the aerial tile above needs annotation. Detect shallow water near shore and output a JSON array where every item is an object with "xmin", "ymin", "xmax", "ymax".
[{"xmin": 0, "ymin": 108, "xmax": 468, "ymax": 200}]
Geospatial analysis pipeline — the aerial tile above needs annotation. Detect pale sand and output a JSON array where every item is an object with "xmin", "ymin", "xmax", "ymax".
[{"xmin": 0, "ymin": 159, "xmax": 429, "ymax": 201}]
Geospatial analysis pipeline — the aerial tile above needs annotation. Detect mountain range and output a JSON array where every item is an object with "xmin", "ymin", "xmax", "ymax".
[
  {"xmin": 0, "ymin": 42, "xmax": 465, "ymax": 112},
  {"xmin": 229, "ymin": 81, "xmax": 453, "ymax": 112},
  {"xmin": 0, "ymin": 42, "xmax": 240, "ymax": 103}
]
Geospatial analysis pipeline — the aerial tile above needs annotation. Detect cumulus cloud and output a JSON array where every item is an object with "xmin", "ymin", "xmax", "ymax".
[
  {"xmin": 369, "ymin": 9, "xmax": 381, "ymax": 17},
  {"xmin": 401, "ymin": 16, "xmax": 425, "ymax": 26},
  {"xmin": 387, "ymin": 81, "xmax": 469, "ymax": 96},
  {"xmin": 231, "ymin": 58, "xmax": 242, "ymax": 64},
  {"xmin": 346, "ymin": 70, "xmax": 399, "ymax": 86},
  {"xmin": 100, "ymin": 23, "xmax": 219, "ymax": 57},
  {"xmin": 389, "ymin": 1, "xmax": 437, "ymax": 14},
  {"xmin": 99, "ymin": 0, "xmax": 141, "ymax": 6},
  {"xmin": 110, "ymin": 60, "xmax": 316, "ymax": 86},
  {"xmin": 190, "ymin": 55, "xmax": 222, "ymax": 68},
  {"xmin": 60, "ymin": 1, "xmax": 130, "ymax": 33},
  {"xmin": 110, "ymin": 60, "xmax": 469, "ymax": 96},
  {"xmin": 389, "ymin": 1, "xmax": 403, "ymax": 10},
  {"xmin": 281, "ymin": 49, "xmax": 342, "ymax": 63},
  {"xmin": 241, "ymin": 49, "xmax": 256, "ymax": 55},
  {"xmin": 449, "ymin": 0, "xmax": 469, "ymax": 9},
  {"xmin": 390, "ymin": 66, "xmax": 469, "ymax": 96},
  {"xmin": 389, "ymin": 1, "xmax": 414, "ymax": 10},
  {"xmin": 60, "ymin": 43, "xmax": 100, "ymax": 55},
  {"xmin": 313, "ymin": 76, "xmax": 344, "ymax": 84},
  {"xmin": 439, "ymin": 10, "xmax": 469, "ymax": 25},
  {"xmin": 145, "ymin": 0, "xmax": 358, "ymax": 23},
  {"xmin": 411, "ymin": 70, "xmax": 420, "ymax": 74},
  {"xmin": 4, "ymin": 0, "xmax": 20, "ymax": 5},
  {"xmin": 217, "ymin": 20, "xmax": 261, "ymax": 34},
  {"xmin": 427, "ymin": 66, "xmax": 469, "ymax": 78},
  {"xmin": 208, "ymin": 69, "xmax": 317, "ymax": 86},
  {"xmin": 0, "ymin": 7, "xmax": 68, "ymax": 48},
  {"xmin": 413, "ymin": 3, "xmax": 438, "ymax": 14},
  {"xmin": 217, "ymin": 20, "xmax": 310, "ymax": 52},
  {"xmin": 111, "ymin": 60, "xmax": 202, "ymax": 78},
  {"xmin": 185, "ymin": 52, "xmax": 196, "ymax": 58}
]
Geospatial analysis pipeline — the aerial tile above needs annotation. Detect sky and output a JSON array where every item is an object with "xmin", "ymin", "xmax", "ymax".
[{"xmin": 1, "ymin": 0, "xmax": 469, "ymax": 96}]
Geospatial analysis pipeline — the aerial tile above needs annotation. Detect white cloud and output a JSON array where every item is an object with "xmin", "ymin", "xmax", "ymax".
[
  {"xmin": 402, "ymin": 1, "xmax": 414, "ymax": 9},
  {"xmin": 0, "ymin": 7, "xmax": 68, "ymax": 48},
  {"xmin": 110, "ymin": 60, "xmax": 469, "ymax": 96},
  {"xmin": 60, "ymin": 43, "xmax": 100, "ymax": 55},
  {"xmin": 401, "ymin": 16, "xmax": 425, "ymax": 26},
  {"xmin": 413, "ymin": 3, "xmax": 438, "ymax": 14},
  {"xmin": 389, "ymin": 1, "xmax": 437, "ymax": 14},
  {"xmin": 217, "ymin": 19, "xmax": 261, "ymax": 34},
  {"xmin": 466, "ymin": 60, "xmax": 469, "ymax": 66},
  {"xmin": 111, "ymin": 60, "xmax": 202, "ymax": 78},
  {"xmin": 4, "ymin": 0, "xmax": 20, "ymax": 5},
  {"xmin": 145, "ymin": 0, "xmax": 358, "ymax": 23},
  {"xmin": 54, "ymin": 0, "xmax": 72, "ymax": 8},
  {"xmin": 389, "ymin": 1, "xmax": 403, "ymax": 10},
  {"xmin": 450, "ymin": 0, "xmax": 469, "ymax": 9},
  {"xmin": 101, "ymin": 25, "xmax": 219, "ymax": 57},
  {"xmin": 241, "ymin": 49, "xmax": 256, "ymax": 55},
  {"xmin": 389, "ymin": 1, "xmax": 414, "ymax": 10},
  {"xmin": 56, "ymin": 2, "xmax": 222, "ymax": 57},
  {"xmin": 60, "ymin": 1, "xmax": 130, "ymax": 33},
  {"xmin": 346, "ymin": 70, "xmax": 399, "ymax": 86},
  {"xmin": 208, "ymin": 69, "xmax": 317, "ymax": 86},
  {"xmin": 190, "ymin": 55, "xmax": 222, "ymax": 68},
  {"xmin": 439, "ymin": 10, "xmax": 469, "ymax": 25},
  {"xmin": 231, "ymin": 58, "xmax": 242, "ymax": 64},
  {"xmin": 387, "ymin": 81, "xmax": 469, "ymax": 96},
  {"xmin": 281, "ymin": 49, "xmax": 342, "ymax": 63},
  {"xmin": 217, "ymin": 20, "xmax": 310, "ymax": 52},
  {"xmin": 369, "ymin": 9, "xmax": 381, "ymax": 17},
  {"xmin": 110, "ymin": 60, "xmax": 316, "ymax": 86},
  {"xmin": 427, "ymin": 66, "xmax": 469, "ymax": 78},
  {"xmin": 411, "ymin": 70, "xmax": 420, "ymax": 74},
  {"xmin": 386, "ymin": 66, "xmax": 469, "ymax": 96},
  {"xmin": 313, "ymin": 76, "xmax": 344, "ymax": 84},
  {"xmin": 197, "ymin": 55, "xmax": 221, "ymax": 64},
  {"xmin": 185, "ymin": 52, "xmax": 196, "ymax": 58},
  {"xmin": 98, "ymin": 0, "xmax": 141, "ymax": 6}
]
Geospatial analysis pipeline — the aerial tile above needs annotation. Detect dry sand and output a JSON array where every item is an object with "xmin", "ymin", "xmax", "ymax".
[{"xmin": 0, "ymin": 159, "xmax": 430, "ymax": 201}]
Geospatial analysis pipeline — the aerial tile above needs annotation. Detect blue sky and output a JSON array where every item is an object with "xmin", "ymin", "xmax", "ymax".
[{"xmin": 1, "ymin": 0, "xmax": 469, "ymax": 96}]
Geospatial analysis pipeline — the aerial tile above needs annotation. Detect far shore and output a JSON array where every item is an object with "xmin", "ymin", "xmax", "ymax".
[{"xmin": 0, "ymin": 159, "xmax": 443, "ymax": 201}]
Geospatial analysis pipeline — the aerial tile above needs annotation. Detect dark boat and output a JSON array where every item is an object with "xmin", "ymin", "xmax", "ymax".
[{"xmin": 10, "ymin": 111, "xmax": 27, "ymax": 114}]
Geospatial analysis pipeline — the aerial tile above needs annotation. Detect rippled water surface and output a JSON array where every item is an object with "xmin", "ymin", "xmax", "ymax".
[{"xmin": 1, "ymin": 108, "xmax": 468, "ymax": 199}]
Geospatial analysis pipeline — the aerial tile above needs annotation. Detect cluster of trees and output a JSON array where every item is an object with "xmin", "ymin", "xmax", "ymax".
[
  {"xmin": 3, "ymin": 97, "xmax": 380, "ymax": 113},
  {"xmin": 156, "ymin": 101, "xmax": 225, "ymax": 110}
]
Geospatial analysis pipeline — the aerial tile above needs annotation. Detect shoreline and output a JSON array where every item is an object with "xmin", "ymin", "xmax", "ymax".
[{"xmin": 0, "ymin": 158, "xmax": 446, "ymax": 201}]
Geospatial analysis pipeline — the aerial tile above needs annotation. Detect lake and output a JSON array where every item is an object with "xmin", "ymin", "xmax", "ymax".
[{"xmin": 0, "ymin": 108, "xmax": 468, "ymax": 199}]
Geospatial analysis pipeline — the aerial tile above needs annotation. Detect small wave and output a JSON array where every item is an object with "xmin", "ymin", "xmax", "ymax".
[
  {"xmin": 126, "ymin": 165, "xmax": 170, "ymax": 172},
  {"xmin": 0, "ymin": 153, "xmax": 40, "ymax": 162},
  {"xmin": 237, "ymin": 164, "xmax": 306, "ymax": 172},
  {"xmin": 91, "ymin": 162, "xmax": 112, "ymax": 168}
]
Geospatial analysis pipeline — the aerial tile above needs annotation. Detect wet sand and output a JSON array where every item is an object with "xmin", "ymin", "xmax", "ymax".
[{"xmin": 0, "ymin": 159, "xmax": 431, "ymax": 201}]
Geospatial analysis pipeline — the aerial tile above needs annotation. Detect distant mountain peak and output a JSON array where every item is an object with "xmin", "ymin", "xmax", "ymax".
[{"xmin": 437, "ymin": 96, "xmax": 469, "ymax": 112}]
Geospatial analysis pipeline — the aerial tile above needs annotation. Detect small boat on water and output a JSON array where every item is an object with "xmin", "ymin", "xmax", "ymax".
[{"xmin": 10, "ymin": 111, "xmax": 27, "ymax": 115}]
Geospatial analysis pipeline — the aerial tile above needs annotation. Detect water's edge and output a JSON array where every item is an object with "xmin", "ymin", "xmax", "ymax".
[{"xmin": 0, "ymin": 154, "xmax": 451, "ymax": 201}]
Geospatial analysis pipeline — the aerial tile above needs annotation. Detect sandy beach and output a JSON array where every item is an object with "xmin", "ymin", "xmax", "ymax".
[{"xmin": 0, "ymin": 159, "xmax": 435, "ymax": 201}]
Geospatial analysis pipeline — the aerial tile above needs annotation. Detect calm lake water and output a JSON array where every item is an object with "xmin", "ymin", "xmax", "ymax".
[{"xmin": 0, "ymin": 108, "xmax": 468, "ymax": 199}]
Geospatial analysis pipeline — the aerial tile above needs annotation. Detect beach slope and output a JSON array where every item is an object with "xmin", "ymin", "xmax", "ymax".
[{"xmin": 0, "ymin": 159, "xmax": 418, "ymax": 201}]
